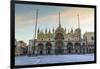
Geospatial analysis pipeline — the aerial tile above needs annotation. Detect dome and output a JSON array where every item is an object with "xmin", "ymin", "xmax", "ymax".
[
  {"xmin": 75, "ymin": 28, "xmax": 81, "ymax": 31},
  {"xmin": 55, "ymin": 23, "xmax": 65, "ymax": 33}
]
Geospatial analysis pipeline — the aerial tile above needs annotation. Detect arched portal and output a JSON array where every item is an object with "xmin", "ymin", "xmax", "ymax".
[
  {"xmin": 55, "ymin": 40, "xmax": 64, "ymax": 54},
  {"xmin": 82, "ymin": 43, "xmax": 86, "ymax": 54},
  {"xmin": 46, "ymin": 42, "xmax": 52, "ymax": 54},
  {"xmin": 67, "ymin": 42, "xmax": 73, "ymax": 54},
  {"xmin": 38, "ymin": 43, "xmax": 44, "ymax": 55},
  {"xmin": 74, "ymin": 43, "xmax": 80, "ymax": 54}
]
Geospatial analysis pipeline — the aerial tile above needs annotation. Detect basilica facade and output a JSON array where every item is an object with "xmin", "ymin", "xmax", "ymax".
[
  {"xmin": 27, "ymin": 13, "xmax": 94, "ymax": 56},
  {"xmin": 28, "ymin": 23, "xmax": 94, "ymax": 55}
]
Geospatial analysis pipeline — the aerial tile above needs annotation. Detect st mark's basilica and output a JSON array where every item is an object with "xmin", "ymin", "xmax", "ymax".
[{"xmin": 27, "ymin": 13, "xmax": 94, "ymax": 55}]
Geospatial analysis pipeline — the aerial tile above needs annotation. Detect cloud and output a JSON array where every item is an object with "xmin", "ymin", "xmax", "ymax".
[
  {"xmin": 15, "ymin": 7, "xmax": 94, "ymax": 26},
  {"xmin": 37, "ymin": 7, "xmax": 94, "ymax": 25}
]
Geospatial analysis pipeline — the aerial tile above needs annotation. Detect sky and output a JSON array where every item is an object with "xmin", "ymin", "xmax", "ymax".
[{"xmin": 15, "ymin": 4, "xmax": 94, "ymax": 44}]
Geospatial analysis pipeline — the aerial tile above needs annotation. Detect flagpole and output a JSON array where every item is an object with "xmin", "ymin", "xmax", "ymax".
[
  {"xmin": 77, "ymin": 14, "xmax": 81, "ymax": 54},
  {"xmin": 34, "ymin": 9, "xmax": 38, "ymax": 39},
  {"xmin": 34, "ymin": 9, "xmax": 38, "ymax": 56},
  {"xmin": 77, "ymin": 14, "xmax": 80, "ymax": 29}
]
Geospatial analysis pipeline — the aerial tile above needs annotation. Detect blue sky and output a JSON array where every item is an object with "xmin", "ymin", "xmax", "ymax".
[{"xmin": 15, "ymin": 4, "xmax": 94, "ymax": 44}]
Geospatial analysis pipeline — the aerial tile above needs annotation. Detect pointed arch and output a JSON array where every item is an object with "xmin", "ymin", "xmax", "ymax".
[
  {"xmin": 45, "ymin": 42, "xmax": 52, "ymax": 54},
  {"xmin": 38, "ymin": 43, "xmax": 44, "ymax": 55},
  {"xmin": 55, "ymin": 40, "xmax": 64, "ymax": 54},
  {"xmin": 74, "ymin": 42, "xmax": 80, "ymax": 54},
  {"xmin": 67, "ymin": 42, "xmax": 73, "ymax": 54}
]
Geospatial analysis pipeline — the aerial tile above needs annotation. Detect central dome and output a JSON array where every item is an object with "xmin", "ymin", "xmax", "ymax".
[
  {"xmin": 55, "ymin": 23, "xmax": 65, "ymax": 40},
  {"xmin": 55, "ymin": 23, "xmax": 65, "ymax": 33}
]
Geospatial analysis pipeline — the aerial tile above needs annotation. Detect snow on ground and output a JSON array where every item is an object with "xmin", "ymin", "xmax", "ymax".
[{"xmin": 15, "ymin": 54, "xmax": 94, "ymax": 66}]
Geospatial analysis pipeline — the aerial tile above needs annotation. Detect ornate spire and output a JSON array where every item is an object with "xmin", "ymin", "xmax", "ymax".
[
  {"xmin": 45, "ymin": 28, "xmax": 47, "ymax": 33},
  {"xmin": 52, "ymin": 28, "xmax": 54, "ymax": 33},
  {"xmin": 49, "ymin": 28, "xmax": 51, "ymax": 33},
  {"xmin": 71, "ymin": 28, "xmax": 73, "ymax": 32}
]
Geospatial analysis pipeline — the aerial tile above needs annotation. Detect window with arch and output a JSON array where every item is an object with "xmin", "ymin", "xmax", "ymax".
[{"xmin": 55, "ymin": 33, "xmax": 64, "ymax": 40}]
